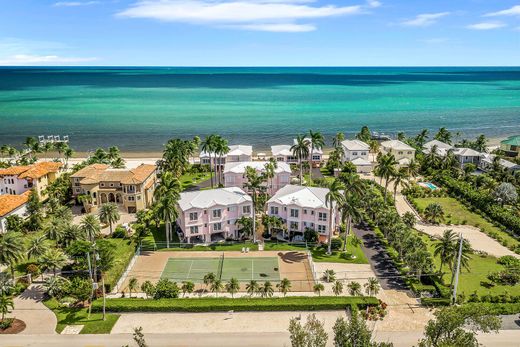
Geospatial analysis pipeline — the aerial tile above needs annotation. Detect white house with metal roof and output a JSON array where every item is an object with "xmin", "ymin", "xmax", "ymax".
[
  {"xmin": 223, "ymin": 161, "xmax": 291, "ymax": 195},
  {"xmin": 380, "ymin": 140, "xmax": 416, "ymax": 166},
  {"xmin": 341, "ymin": 139, "xmax": 372, "ymax": 173}
]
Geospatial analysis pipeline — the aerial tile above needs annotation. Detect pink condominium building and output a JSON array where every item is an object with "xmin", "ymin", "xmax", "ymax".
[
  {"xmin": 223, "ymin": 161, "xmax": 291, "ymax": 195},
  {"xmin": 266, "ymin": 185, "xmax": 339, "ymax": 239},
  {"xmin": 176, "ymin": 187, "xmax": 253, "ymax": 243}
]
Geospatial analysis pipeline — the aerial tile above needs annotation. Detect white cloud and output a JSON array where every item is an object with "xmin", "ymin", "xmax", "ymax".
[
  {"xmin": 466, "ymin": 22, "xmax": 506, "ymax": 30},
  {"xmin": 117, "ymin": 0, "xmax": 372, "ymax": 32},
  {"xmin": 54, "ymin": 1, "xmax": 100, "ymax": 6},
  {"xmin": 0, "ymin": 54, "xmax": 98, "ymax": 65},
  {"xmin": 484, "ymin": 5, "xmax": 520, "ymax": 17},
  {"xmin": 367, "ymin": 0, "xmax": 381, "ymax": 8},
  {"xmin": 401, "ymin": 12, "xmax": 450, "ymax": 27}
]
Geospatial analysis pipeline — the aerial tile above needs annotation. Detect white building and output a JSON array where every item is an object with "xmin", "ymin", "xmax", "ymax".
[
  {"xmin": 453, "ymin": 148, "xmax": 481, "ymax": 168},
  {"xmin": 200, "ymin": 145, "xmax": 253, "ymax": 171},
  {"xmin": 0, "ymin": 162, "xmax": 63, "ymax": 199},
  {"xmin": 271, "ymin": 138, "xmax": 323, "ymax": 167},
  {"xmin": 422, "ymin": 140, "xmax": 453, "ymax": 157},
  {"xmin": 266, "ymin": 185, "xmax": 339, "ymax": 241},
  {"xmin": 176, "ymin": 187, "xmax": 253, "ymax": 243},
  {"xmin": 380, "ymin": 140, "xmax": 416, "ymax": 166},
  {"xmin": 0, "ymin": 192, "xmax": 29, "ymax": 233},
  {"xmin": 479, "ymin": 153, "xmax": 520, "ymax": 172},
  {"xmin": 341, "ymin": 139, "xmax": 372, "ymax": 173},
  {"xmin": 223, "ymin": 161, "xmax": 291, "ymax": 195}
]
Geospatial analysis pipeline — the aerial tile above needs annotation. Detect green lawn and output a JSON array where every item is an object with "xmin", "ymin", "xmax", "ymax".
[
  {"xmin": 420, "ymin": 233, "xmax": 519, "ymax": 298},
  {"xmin": 179, "ymin": 172, "xmax": 211, "ymax": 191},
  {"xmin": 311, "ymin": 237, "xmax": 369, "ymax": 264},
  {"xmin": 103, "ymin": 238, "xmax": 136, "ymax": 291},
  {"xmin": 44, "ymin": 298, "xmax": 120, "ymax": 334},
  {"xmin": 413, "ymin": 197, "xmax": 519, "ymax": 249}
]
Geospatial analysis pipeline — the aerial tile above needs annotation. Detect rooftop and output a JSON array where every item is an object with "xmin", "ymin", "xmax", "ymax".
[
  {"xmin": 271, "ymin": 145, "xmax": 293, "ymax": 157},
  {"xmin": 423, "ymin": 140, "xmax": 453, "ymax": 151},
  {"xmin": 0, "ymin": 191, "xmax": 30, "ymax": 217},
  {"xmin": 178, "ymin": 187, "xmax": 252, "ymax": 211},
  {"xmin": 453, "ymin": 147, "xmax": 481, "ymax": 157},
  {"xmin": 200, "ymin": 145, "xmax": 252, "ymax": 158},
  {"xmin": 0, "ymin": 161, "xmax": 62, "ymax": 179},
  {"xmin": 292, "ymin": 138, "xmax": 324, "ymax": 154},
  {"xmin": 341, "ymin": 139, "xmax": 370, "ymax": 151},
  {"xmin": 501, "ymin": 135, "xmax": 520, "ymax": 147},
  {"xmin": 223, "ymin": 161, "xmax": 291, "ymax": 174},
  {"xmin": 71, "ymin": 163, "xmax": 156, "ymax": 185},
  {"xmin": 267, "ymin": 185, "xmax": 330, "ymax": 209},
  {"xmin": 381, "ymin": 140, "xmax": 415, "ymax": 151}
]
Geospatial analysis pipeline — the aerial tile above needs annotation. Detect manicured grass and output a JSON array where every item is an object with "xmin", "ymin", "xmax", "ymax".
[
  {"xmin": 179, "ymin": 172, "xmax": 211, "ymax": 191},
  {"xmin": 420, "ymin": 233, "xmax": 520, "ymax": 298},
  {"xmin": 263, "ymin": 242, "xmax": 309, "ymax": 251},
  {"xmin": 44, "ymin": 298, "xmax": 119, "ymax": 334},
  {"xmin": 413, "ymin": 197, "xmax": 519, "ymax": 249},
  {"xmin": 311, "ymin": 237, "xmax": 369, "ymax": 264},
  {"xmin": 92, "ymin": 296, "xmax": 378, "ymax": 313},
  {"xmin": 103, "ymin": 238, "xmax": 136, "ymax": 291}
]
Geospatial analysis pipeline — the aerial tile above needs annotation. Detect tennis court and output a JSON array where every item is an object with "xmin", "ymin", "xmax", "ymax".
[
  {"xmin": 119, "ymin": 250, "xmax": 314, "ymax": 292},
  {"xmin": 161, "ymin": 256, "xmax": 280, "ymax": 283}
]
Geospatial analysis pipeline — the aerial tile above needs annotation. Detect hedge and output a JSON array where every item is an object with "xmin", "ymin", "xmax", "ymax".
[
  {"xmin": 91, "ymin": 296, "xmax": 379, "ymax": 313},
  {"xmin": 464, "ymin": 302, "xmax": 520, "ymax": 315},
  {"xmin": 421, "ymin": 297, "xmax": 451, "ymax": 306}
]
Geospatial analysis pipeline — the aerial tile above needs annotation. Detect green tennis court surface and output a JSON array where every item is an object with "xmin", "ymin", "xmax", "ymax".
[{"xmin": 161, "ymin": 256, "xmax": 280, "ymax": 283}]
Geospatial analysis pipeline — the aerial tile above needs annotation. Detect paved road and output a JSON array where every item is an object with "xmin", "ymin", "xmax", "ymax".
[
  {"xmin": 12, "ymin": 284, "xmax": 57, "ymax": 335},
  {"xmin": 1, "ymin": 331, "xmax": 518, "ymax": 347},
  {"xmin": 353, "ymin": 226, "xmax": 408, "ymax": 291}
]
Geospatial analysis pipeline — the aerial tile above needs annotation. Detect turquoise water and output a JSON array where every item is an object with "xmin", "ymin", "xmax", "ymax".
[{"xmin": 0, "ymin": 67, "xmax": 519, "ymax": 152}]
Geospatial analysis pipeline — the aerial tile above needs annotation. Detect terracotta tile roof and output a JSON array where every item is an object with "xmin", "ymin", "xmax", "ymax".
[
  {"xmin": 0, "ymin": 162, "xmax": 62, "ymax": 179},
  {"xmin": 72, "ymin": 163, "xmax": 155, "ymax": 185},
  {"xmin": 0, "ymin": 191, "xmax": 30, "ymax": 217}
]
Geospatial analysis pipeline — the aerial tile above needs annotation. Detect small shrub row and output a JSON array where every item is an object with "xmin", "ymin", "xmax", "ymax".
[
  {"xmin": 464, "ymin": 302, "xmax": 520, "ymax": 315},
  {"xmin": 91, "ymin": 296, "xmax": 379, "ymax": 313},
  {"xmin": 421, "ymin": 297, "xmax": 451, "ymax": 306}
]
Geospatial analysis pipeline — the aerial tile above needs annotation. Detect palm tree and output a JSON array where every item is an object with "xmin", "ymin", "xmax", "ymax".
[
  {"xmin": 339, "ymin": 193, "xmax": 362, "ymax": 252},
  {"xmin": 433, "ymin": 229, "xmax": 457, "ymax": 274},
  {"xmin": 63, "ymin": 146, "xmax": 75, "ymax": 168},
  {"xmin": 99, "ymin": 203, "xmax": 120, "ymax": 235},
  {"xmin": 225, "ymin": 278, "xmax": 240, "ymax": 298},
  {"xmin": 276, "ymin": 278, "xmax": 291, "ymax": 297},
  {"xmin": 260, "ymin": 281, "xmax": 274, "ymax": 298},
  {"xmin": 414, "ymin": 129, "xmax": 429, "ymax": 147},
  {"xmin": 435, "ymin": 127, "xmax": 452, "ymax": 144},
  {"xmin": 322, "ymin": 269, "xmax": 336, "ymax": 283},
  {"xmin": 347, "ymin": 281, "xmax": 362, "ymax": 296},
  {"xmin": 201, "ymin": 135, "xmax": 217, "ymax": 188},
  {"xmin": 45, "ymin": 217, "xmax": 66, "ymax": 242},
  {"xmin": 43, "ymin": 275, "xmax": 69, "ymax": 298},
  {"xmin": 407, "ymin": 159, "xmax": 420, "ymax": 181},
  {"xmin": 262, "ymin": 215, "xmax": 283, "ymax": 238},
  {"xmin": 81, "ymin": 214, "xmax": 100, "ymax": 242},
  {"xmin": 364, "ymin": 277, "xmax": 380, "ymax": 296},
  {"xmin": 181, "ymin": 281, "xmax": 195, "ymax": 297},
  {"xmin": 246, "ymin": 280, "xmax": 259, "ymax": 297},
  {"xmin": 203, "ymin": 272, "xmax": 216, "ymax": 291},
  {"xmin": 235, "ymin": 216, "xmax": 253, "ymax": 240},
  {"xmin": 424, "ymin": 203, "xmax": 444, "ymax": 224},
  {"xmin": 38, "ymin": 248, "xmax": 68, "ymax": 277},
  {"xmin": 313, "ymin": 283, "xmax": 325, "ymax": 296},
  {"xmin": 243, "ymin": 166, "xmax": 266, "ymax": 243},
  {"xmin": 0, "ymin": 294, "xmax": 14, "ymax": 321},
  {"xmin": 154, "ymin": 172, "xmax": 181, "ymax": 247},
  {"xmin": 264, "ymin": 159, "xmax": 277, "ymax": 195},
  {"xmin": 291, "ymin": 135, "xmax": 310, "ymax": 185},
  {"xmin": 210, "ymin": 279, "xmax": 223, "ymax": 297},
  {"xmin": 390, "ymin": 167, "xmax": 410, "ymax": 202},
  {"xmin": 214, "ymin": 136, "xmax": 230, "ymax": 186},
  {"xmin": 325, "ymin": 180, "xmax": 343, "ymax": 255},
  {"xmin": 308, "ymin": 130, "xmax": 325, "ymax": 184},
  {"xmin": 332, "ymin": 132, "xmax": 345, "ymax": 149},
  {"xmin": 128, "ymin": 277, "xmax": 138, "ymax": 298},
  {"xmin": 375, "ymin": 153, "xmax": 397, "ymax": 202},
  {"xmin": 332, "ymin": 280, "xmax": 343, "ymax": 296},
  {"xmin": 27, "ymin": 235, "xmax": 48, "ymax": 260},
  {"xmin": 0, "ymin": 232, "xmax": 25, "ymax": 278},
  {"xmin": 369, "ymin": 140, "xmax": 379, "ymax": 155}
]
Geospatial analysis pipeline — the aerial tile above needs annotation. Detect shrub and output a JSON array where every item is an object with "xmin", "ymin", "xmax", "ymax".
[
  {"xmin": 91, "ymin": 296, "xmax": 378, "ymax": 313},
  {"xmin": 497, "ymin": 255, "xmax": 520, "ymax": 267},
  {"xmin": 65, "ymin": 277, "xmax": 92, "ymax": 303},
  {"xmin": 0, "ymin": 318, "xmax": 13, "ymax": 329},
  {"xmin": 421, "ymin": 297, "xmax": 451, "ymax": 306},
  {"xmin": 153, "ymin": 279, "xmax": 179, "ymax": 299},
  {"xmin": 112, "ymin": 225, "xmax": 127, "ymax": 239},
  {"xmin": 330, "ymin": 238, "xmax": 342, "ymax": 251}
]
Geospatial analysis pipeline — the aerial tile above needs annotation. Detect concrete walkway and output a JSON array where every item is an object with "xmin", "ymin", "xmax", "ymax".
[{"xmin": 12, "ymin": 284, "xmax": 57, "ymax": 335}]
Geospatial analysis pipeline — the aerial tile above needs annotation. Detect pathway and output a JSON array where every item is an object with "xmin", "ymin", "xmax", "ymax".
[{"xmin": 12, "ymin": 284, "xmax": 57, "ymax": 335}]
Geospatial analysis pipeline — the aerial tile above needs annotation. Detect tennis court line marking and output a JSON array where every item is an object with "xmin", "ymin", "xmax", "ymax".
[
  {"xmin": 251, "ymin": 258, "xmax": 254, "ymax": 281},
  {"xmin": 187, "ymin": 259, "xmax": 194, "ymax": 281}
]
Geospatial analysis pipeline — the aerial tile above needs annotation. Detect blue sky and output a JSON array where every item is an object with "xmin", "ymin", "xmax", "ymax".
[{"xmin": 0, "ymin": 0, "xmax": 519, "ymax": 66}]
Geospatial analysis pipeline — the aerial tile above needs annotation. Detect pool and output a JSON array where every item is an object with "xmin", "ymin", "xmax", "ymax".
[{"xmin": 418, "ymin": 182, "xmax": 438, "ymax": 190}]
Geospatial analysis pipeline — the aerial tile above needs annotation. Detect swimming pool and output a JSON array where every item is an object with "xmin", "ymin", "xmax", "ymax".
[{"xmin": 418, "ymin": 182, "xmax": 438, "ymax": 190}]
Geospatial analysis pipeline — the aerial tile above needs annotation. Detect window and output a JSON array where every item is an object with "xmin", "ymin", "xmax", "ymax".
[
  {"xmin": 243, "ymin": 205, "xmax": 251, "ymax": 214},
  {"xmin": 318, "ymin": 212, "xmax": 327, "ymax": 222},
  {"xmin": 290, "ymin": 209, "xmax": 299, "ymax": 218},
  {"xmin": 290, "ymin": 221, "xmax": 299, "ymax": 231},
  {"xmin": 398, "ymin": 151, "xmax": 403, "ymax": 155},
  {"xmin": 75, "ymin": 188, "xmax": 81, "ymax": 193},
  {"xmin": 190, "ymin": 226, "xmax": 199, "ymax": 234},
  {"xmin": 270, "ymin": 206, "xmax": 279, "ymax": 215},
  {"xmin": 361, "ymin": 152, "xmax": 366, "ymax": 155},
  {"xmin": 100, "ymin": 183, "xmax": 105, "ymax": 187},
  {"xmin": 303, "ymin": 209, "xmax": 307, "ymax": 215},
  {"xmin": 276, "ymin": 157, "xmax": 284, "ymax": 162},
  {"xmin": 353, "ymin": 152, "xmax": 358, "ymax": 156},
  {"xmin": 128, "ymin": 196, "xmax": 135, "ymax": 201},
  {"xmin": 189, "ymin": 212, "xmax": 198, "ymax": 221},
  {"xmin": 318, "ymin": 225, "xmax": 327, "ymax": 233},
  {"xmin": 311, "ymin": 210, "xmax": 315, "ymax": 215},
  {"xmin": 213, "ymin": 223, "xmax": 222, "ymax": 231},
  {"xmin": 109, "ymin": 183, "xmax": 114, "ymax": 187},
  {"xmin": 407, "ymin": 151, "xmax": 412, "ymax": 155},
  {"xmin": 312, "ymin": 155, "xmax": 321, "ymax": 161},
  {"xmin": 228, "ymin": 206, "xmax": 236, "ymax": 212},
  {"xmin": 213, "ymin": 209, "xmax": 222, "ymax": 218}
]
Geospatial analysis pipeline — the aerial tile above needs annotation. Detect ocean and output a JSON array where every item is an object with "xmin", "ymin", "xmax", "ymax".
[{"xmin": 0, "ymin": 67, "xmax": 519, "ymax": 152}]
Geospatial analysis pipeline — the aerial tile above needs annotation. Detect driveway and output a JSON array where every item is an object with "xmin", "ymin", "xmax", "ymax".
[
  {"xmin": 12, "ymin": 284, "xmax": 57, "ymax": 334},
  {"xmin": 353, "ymin": 226, "xmax": 408, "ymax": 291}
]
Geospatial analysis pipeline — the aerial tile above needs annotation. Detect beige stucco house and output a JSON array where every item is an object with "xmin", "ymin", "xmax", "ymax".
[{"xmin": 380, "ymin": 140, "xmax": 416, "ymax": 166}]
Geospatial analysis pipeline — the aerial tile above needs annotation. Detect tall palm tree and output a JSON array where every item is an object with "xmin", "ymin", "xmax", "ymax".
[
  {"xmin": 45, "ymin": 217, "xmax": 66, "ymax": 242},
  {"xmin": 154, "ymin": 172, "xmax": 181, "ymax": 247},
  {"xmin": 390, "ymin": 167, "xmax": 410, "ymax": 202},
  {"xmin": 424, "ymin": 203, "xmax": 444, "ymax": 224},
  {"xmin": 215, "ymin": 136, "xmax": 230, "ymax": 186},
  {"xmin": 338, "ymin": 172, "xmax": 364, "ymax": 198},
  {"xmin": 38, "ymin": 248, "xmax": 68, "ymax": 277},
  {"xmin": 264, "ymin": 159, "xmax": 277, "ymax": 195},
  {"xmin": 325, "ymin": 180, "xmax": 344, "ymax": 255},
  {"xmin": 210, "ymin": 279, "xmax": 224, "ymax": 297},
  {"xmin": 434, "ymin": 127, "xmax": 452, "ymax": 144},
  {"xmin": 203, "ymin": 272, "xmax": 216, "ymax": 292},
  {"xmin": 201, "ymin": 134, "xmax": 217, "ymax": 188},
  {"xmin": 339, "ymin": 194, "xmax": 362, "ymax": 252},
  {"xmin": 332, "ymin": 132, "xmax": 345, "ymax": 149},
  {"xmin": 374, "ymin": 153, "xmax": 397, "ymax": 203},
  {"xmin": 0, "ymin": 232, "xmax": 25, "ymax": 278},
  {"xmin": 243, "ymin": 166, "xmax": 266, "ymax": 243},
  {"xmin": 27, "ymin": 235, "xmax": 48, "ymax": 260},
  {"xmin": 407, "ymin": 159, "xmax": 420, "ymax": 181},
  {"xmin": 99, "ymin": 203, "xmax": 120, "ymax": 235},
  {"xmin": 81, "ymin": 214, "xmax": 100, "ymax": 242},
  {"xmin": 433, "ymin": 229, "xmax": 457, "ymax": 274},
  {"xmin": 291, "ymin": 135, "xmax": 310, "ymax": 185},
  {"xmin": 262, "ymin": 215, "xmax": 283, "ymax": 238},
  {"xmin": 276, "ymin": 278, "xmax": 291, "ymax": 296},
  {"xmin": 63, "ymin": 146, "xmax": 75, "ymax": 169},
  {"xmin": 414, "ymin": 129, "xmax": 429, "ymax": 147},
  {"xmin": 308, "ymin": 130, "xmax": 325, "ymax": 184},
  {"xmin": 225, "ymin": 278, "xmax": 240, "ymax": 298}
]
